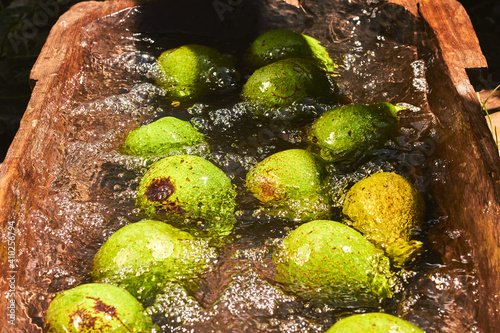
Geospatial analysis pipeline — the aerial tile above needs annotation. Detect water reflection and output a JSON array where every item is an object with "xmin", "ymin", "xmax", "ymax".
[{"xmin": 12, "ymin": 0, "xmax": 480, "ymax": 332}]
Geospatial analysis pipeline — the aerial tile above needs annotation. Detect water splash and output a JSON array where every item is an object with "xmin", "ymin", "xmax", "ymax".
[{"xmin": 14, "ymin": 0, "xmax": 478, "ymax": 332}]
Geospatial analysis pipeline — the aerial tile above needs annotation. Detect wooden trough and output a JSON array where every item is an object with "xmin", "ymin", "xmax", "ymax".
[{"xmin": 0, "ymin": 0, "xmax": 499, "ymax": 332}]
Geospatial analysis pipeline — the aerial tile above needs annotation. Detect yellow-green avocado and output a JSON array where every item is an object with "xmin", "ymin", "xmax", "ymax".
[
  {"xmin": 91, "ymin": 220, "xmax": 216, "ymax": 304},
  {"xmin": 308, "ymin": 102, "xmax": 400, "ymax": 162},
  {"xmin": 273, "ymin": 220, "xmax": 394, "ymax": 306},
  {"xmin": 325, "ymin": 312, "xmax": 424, "ymax": 332},
  {"xmin": 44, "ymin": 283, "xmax": 157, "ymax": 332},
  {"xmin": 241, "ymin": 58, "xmax": 338, "ymax": 109},
  {"xmin": 155, "ymin": 44, "xmax": 238, "ymax": 102},
  {"xmin": 246, "ymin": 149, "xmax": 331, "ymax": 221},
  {"xmin": 122, "ymin": 117, "xmax": 208, "ymax": 157},
  {"xmin": 136, "ymin": 155, "xmax": 237, "ymax": 241},
  {"xmin": 342, "ymin": 172, "xmax": 425, "ymax": 266},
  {"xmin": 244, "ymin": 29, "xmax": 337, "ymax": 73}
]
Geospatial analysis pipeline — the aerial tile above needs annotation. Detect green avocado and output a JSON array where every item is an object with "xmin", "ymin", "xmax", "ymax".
[
  {"xmin": 122, "ymin": 117, "xmax": 208, "ymax": 157},
  {"xmin": 342, "ymin": 172, "xmax": 425, "ymax": 266},
  {"xmin": 136, "ymin": 155, "xmax": 237, "ymax": 240},
  {"xmin": 325, "ymin": 312, "xmax": 424, "ymax": 332},
  {"xmin": 91, "ymin": 220, "xmax": 216, "ymax": 304},
  {"xmin": 273, "ymin": 220, "xmax": 394, "ymax": 305},
  {"xmin": 246, "ymin": 149, "xmax": 331, "ymax": 221},
  {"xmin": 307, "ymin": 102, "xmax": 400, "ymax": 162},
  {"xmin": 44, "ymin": 283, "xmax": 157, "ymax": 332},
  {"xmin": 244, "ymin": 29, "xmax": 337, "ymax": 73},
  {"xmin": 155, "ymin": 44, "xmax": 238, "ymax": 102},
  {"xmin": 241, "ymin": 58, "xmax": 338, "ymax": 110}
]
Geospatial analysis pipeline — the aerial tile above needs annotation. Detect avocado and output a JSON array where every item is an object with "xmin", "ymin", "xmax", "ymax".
[
  {"xmin": 307, "ymin": 102, "xmax": 400, "ymax": 162},
  {"xmin": 325, "ymin": 312, "xmax": 423, "ymax": 332},
  {"xmin": 91, "ymin": 220, "xmax": 216, "ymax": 304},
  {"xmin": 122, "ymin": 117, "xmax": 208, "ymax": 157},
  {"xmin": 246, "ymin": 149, "xmax": 331, "ymax": 221},
  {"xmin": 241, "ymin": 58, "xmax": 338, "ymax": 110},
  {"xmin": 244, "ymin": 29, "xmax": 337, "ymax": 73},
  {"xmin": 155, "ymin": 44, "xmax": 238, "ymax": 102},
  {"xmin": 273, "ymin": 220, "xmax": 394, "ymax": 305},
  {"xmin": 136, "ymin": 155, "xmax": 237, "ymax": 240},
  {"xmin": 342, "ymin": 172, "xmax": 425, "ymax": 266},
  {"xmin": 44, "ymin": 283, "xmax": 157, "ymax": 332}
]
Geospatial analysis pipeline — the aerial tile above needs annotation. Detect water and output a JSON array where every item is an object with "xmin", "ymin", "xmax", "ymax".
[{"xmin": 14, "ymin": 0, "xmax": 480, "ymax": 332}]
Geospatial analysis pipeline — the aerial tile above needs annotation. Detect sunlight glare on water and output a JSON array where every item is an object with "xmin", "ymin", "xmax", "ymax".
[{"xmin": 18, "ymin": 1, "xmax": 482, "ymax": 332}]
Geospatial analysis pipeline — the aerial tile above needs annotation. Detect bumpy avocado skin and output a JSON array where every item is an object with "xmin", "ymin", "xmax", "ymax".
[
  {"xmin": 273, "ymin": 220, "xmax": 394, "ymax": 305},
  {"xmin": 325, "ymin": 312, "xmax": 424, "ymax": 332},
  {"xmin": 44, "ymin": 283, "xmax": 157, "ymax": 332},
  {"xmin": 308, "ymin": 102, "xmax": 400, "ymax": 162},
  {"xmin": 342, "ymin": 172, "xmax": 425, "ymax": 266},
  {"xmin": 136, "ymin": 155, "xmax": 237, "ymax": 239},
  {"xmin": 155, "ymin": 44, "xmax": 238, "ymax": 101},
  {"xmin": 122, "ymin": 117, "xmax": 208, "ymax": 157},
  {"xmin": 244, "ymin": 29, "xmax": 337, "ymax": 72},
  {"xmin": 246, "ymin": 149, "xmax": 331, "ymax": 221},
  {"xmin": 91, "ymin": 220, "xmax": 216, "ymax": 304},
  {"xmin": 241, "ymin": 58, "xmax": 338, "ymax": 109}
]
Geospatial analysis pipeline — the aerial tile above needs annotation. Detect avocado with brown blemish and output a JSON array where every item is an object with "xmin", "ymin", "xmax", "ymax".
[
  {"xmin": 136, "ymin": 155, "xmax": 237, "ymax": 240},
  {"xmin": 241, "ymin": 58, "xmax": 338, "ymax": 111},
  {"xmin": 307, "ymin": 102, "xmax": 401, "ymax": 162},
  {"xmin": 342, "ymin": 172, "xmax": 425, "ymax": 266},
  {"xmin": 44, "ymin": 283, "xmax": 157, "ymax": 332},
  {"xmin": 273, "ymin": 220, "xmax": 394, "ymax": 306},
  {"xmin": 122, "ymin": 117, "xmax": 208, "ymax": 157},
  {"xmin": 91, "ymin": 220, "xmax": 216, "ymax": 305},
  {"xmin": 325, "ymin": 312, "xmax": 424, "ymax": 332},
  {"xmin": 245, "ymin": 149, "xmax": 331, "ymax": 221},
  {"xmin": 244, "ymin": 29, "xmax": 338, "ymax": 73},
  {"xmin": 155, "ymin": 44, "xmax": 239, "ymax": 102}
]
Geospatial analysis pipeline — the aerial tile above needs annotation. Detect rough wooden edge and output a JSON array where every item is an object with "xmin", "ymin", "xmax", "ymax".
[
  {"xmin": 389, "ymin": 0, "xmax": 500, "ymax": 330},
  {"xmin": 0, "ymin": 1, "xmax": 137, "ymax": 330},
  {"xmin": 0, "ymin": 0, "xmax": 497, "ymax": 330},
  {"xmin": 416, "ymin": 4, "xmax": 500, "ymax": 330},
  {"xmin": 420, "ymin": 0, "xmax": 487, "ymax": 69},
  {"xmin": 392, "ymin": 0, "xmax": 487, "ymax": 70}
]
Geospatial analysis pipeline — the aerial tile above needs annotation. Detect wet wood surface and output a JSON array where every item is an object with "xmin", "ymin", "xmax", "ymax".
[
  {"xmin": 0, "ymin": 0, "xmax": 499, "ymax": 331},
  {"xmin": 0, "ymin": 1, "xmax": 138, "ymax": 330},
  {"xmin": 397, "ymin": 1, "xmax": 500, "ymax": 331},
  {"xmin": 396, "ymin": 1, "xmax": 500, "ymax": 330}
]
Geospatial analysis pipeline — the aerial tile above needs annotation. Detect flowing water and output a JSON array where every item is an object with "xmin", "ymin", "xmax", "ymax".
[{"xmin": 15, "ymin": 0, "xmax": 481, "ymax": 332}]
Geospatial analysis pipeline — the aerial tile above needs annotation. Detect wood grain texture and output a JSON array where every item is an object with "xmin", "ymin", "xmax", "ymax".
[
  {"xmin": 418, "ymin": 0, "xmax": 487, "ymax": 69},
  {"xmin": 0, "ymin": 1, "xmax": 137, "ymax": 331},
  {"xmin": 0, "ymin": 0, "xmax": 499, "ymax": 331},
  {"xmin": 388, "ymin": 0, "xmax": 500, "ymax": 330}
]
